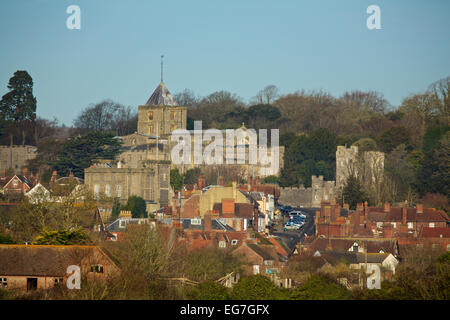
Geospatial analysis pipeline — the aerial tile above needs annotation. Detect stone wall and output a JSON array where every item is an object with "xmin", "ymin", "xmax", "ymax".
[
  {"xmin": 0, "ymin": 145, "xmax": 37, "ymax": 174},
  {"xmin": 280, "ymin": 175, "xmax": 336, "ymax": 208},
  {"xmin": 279, "ymin": 186, "xmax": 312, "ymax": 207}
]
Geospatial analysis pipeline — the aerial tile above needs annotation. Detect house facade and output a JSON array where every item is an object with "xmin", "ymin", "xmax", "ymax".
[{"xmin": 0, "ymin": 245, "xmax": 119, "ymax": 292}]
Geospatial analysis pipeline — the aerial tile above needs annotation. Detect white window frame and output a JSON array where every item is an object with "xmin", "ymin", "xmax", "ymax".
[
  {"xmin": 253, "ymin": 265, "xmax": 260, "ymax": 275},
  {"xmin": 105, "ymin": 184, "xmax": 110, "ymax": 197},
  {"xmin": 429, "ymin": 222, "xmax": 435, "ymax": 228},
  {"xmin": 408, "ymin": 222, "xmax": 413, "ymax": 229},
  {"xmin": 116, "ymin": 185, "xmax": 122, "ymax": 198},
  {"xmin": 218, "ymin": 241, "xmax": 226, "ymax": 248},
  {"xmin": 231, "ymin": 239, "xmax": 238, "ymax": 246}
]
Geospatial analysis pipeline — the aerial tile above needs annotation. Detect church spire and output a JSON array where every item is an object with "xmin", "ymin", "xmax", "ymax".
[{"xmin": 161, "ymin": 54, "xmax": 164, "ymax": 83}]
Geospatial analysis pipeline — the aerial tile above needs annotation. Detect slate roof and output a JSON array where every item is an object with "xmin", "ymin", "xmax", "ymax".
[
  {"xmin": 308, "ymin": 238, "xmax": 398, "ymax": 256},
  {"xmin": 145, "ymin": 82, "xmax": 178, "ymax": 106},
  {"xmin": 106, "ymin": 218, "xmax": 149, "ymax": 232},
  {"xmin": 247, "ymin": 244, "xmax": 275, "ymax": 261},
  {"xmin": 319, "ymin": 251, "xmax": 359, "ymax": 265},
  {"xmin": 319, "ymin": 251, "xmax": 392, "ymax": 265},
  {"xmin": 180, "ymin": 218, "xmax": 235, "ymax": 231},
  {"xmin": 55, "ymin": 176, "xmax": 84, "ymax": 185}
]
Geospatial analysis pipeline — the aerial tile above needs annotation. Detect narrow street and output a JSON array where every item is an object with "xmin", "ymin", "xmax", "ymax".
[{"xmin": 272, "ymin": 207, "xmax": 317, "ymax": 252}]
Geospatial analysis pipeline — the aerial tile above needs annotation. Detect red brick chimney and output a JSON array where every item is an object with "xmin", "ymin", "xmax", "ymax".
[
  {"xmin": 330, "ymin": 199, "xmax": 336, "ymax": 222},
  {"xmin": 204, "ymin": 214, "xmax": 212, "ymax": 231},
  {"xmin": 384, "ymin": 202, "xmax": 390, "ymax": 213},
  {"xmin": 222, "ymin": 198, "xmax": 235, "ymax": 217},
  {"xmin": 218, "ymin": 176, "xmax": 225, "ymax": 186},
  {"xmin": 51, "ymin": 170, "xmax": 57, "ymax": 182},
  {"xmin": 416, "ymin": 204, "xmax": 423, "ymax": 214},
  {"xmin": 383, "ymin": 224, "xmax": 394, "ymax": 238},
  {"xmin": 324, "ymin": 205, "xmax": 331, "ymax": 223},
  {"xmin": 253, "ymin": 206, "xmax": 259, "ymax": 231},
  {"xmin": 402, "ymin": 201, "xmax": 407, "ymax": 225},
  {"xmin": 198, "ymin": 174, "xmax": 206, "ymax": 190},
  {"xmin": 364, "ymin": 201, "xmax": 369, "ymax": 220},
  {"xmin": 22, "ymin": 167, "xmax": 28, "ymax": 176},
  {"xmin": 69, "ymin": 171, "xmax": 74, "ymax": 178}
]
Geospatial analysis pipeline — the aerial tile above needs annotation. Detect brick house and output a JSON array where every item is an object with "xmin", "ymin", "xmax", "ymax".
[
  {"xmin": 0, "ymin": 245, "xmax": 120, "ymax": 292},
  {"xmin": 232, "ymin": 243, "xmax": 282, "ymax": 276},
  {"xmin": 1, "ymin": 175, "xmax": 34, "ymax": 196},
  {"xmin": 315, "ymin": 201, "xmax": 449, "ymax": 239},
  {"xmin": 304, "ymin": 237, "xmax": 399, "ymax": 257}
]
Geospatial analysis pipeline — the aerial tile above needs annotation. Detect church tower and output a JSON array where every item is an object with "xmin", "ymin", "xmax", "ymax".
[{"xmin": 137, "ymin": 81, "xmax": 187, "ymax": 138}]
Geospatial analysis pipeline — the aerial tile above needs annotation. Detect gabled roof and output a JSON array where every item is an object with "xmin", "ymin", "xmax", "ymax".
[
  {"xmin": 0, "ymin": 245, "xmax": 117, "ymax": 277},
  {"xmin": 145, "ymin": 82, "xmax": 178, "ymax": 106},
  {"xmin": 247, "ymin": 244, "xmax": 276, "ymax": 261},
  {"xmin": 308, "ymin": 238, "xmax": 398, "ymax": 255},
  {"xmin": 2, "ymin": 175, "xmax": 35, "ymax": 191}
]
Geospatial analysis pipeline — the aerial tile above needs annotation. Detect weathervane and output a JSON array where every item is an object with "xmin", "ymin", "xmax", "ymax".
[{"xmin": 161, "ymin": 55, "xmax": 164, "ymax": 83}]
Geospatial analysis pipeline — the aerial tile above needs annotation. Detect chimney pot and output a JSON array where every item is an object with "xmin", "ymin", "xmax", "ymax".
[{"xmin": 416, "ymin": 204, "xmax": 423, "ymax": 214}]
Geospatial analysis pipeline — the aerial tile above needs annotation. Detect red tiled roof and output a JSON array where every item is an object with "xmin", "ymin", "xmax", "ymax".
[
  {"xmin": 235, "ymin": 203, "xmax": 253, "ymax": 219},
  {"xmin": 367, "ymin": 206, "xmax": 448, "ymax": 223},
  {"xmin": 420, "ymin": 227, "xmax": 450, "ymax": 238}
]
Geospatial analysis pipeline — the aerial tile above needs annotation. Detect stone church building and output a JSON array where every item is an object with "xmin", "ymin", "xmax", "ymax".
[
  {"xmin": 84, "ymin": 81, "xmax": 179, "ymax": 212},
  {"xmin": 85, "ymin": 79, "xmax": 285, "ymax": 212}
]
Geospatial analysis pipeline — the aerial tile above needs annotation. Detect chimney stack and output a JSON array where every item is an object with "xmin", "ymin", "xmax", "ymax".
[
  {"xmin": 198, "ymin": 174, "xmax": 206, "ymax": 190},
  {"xmin": 204, "ymin": 214, "xmax": 212, "ymax": 231},
  {"xmin": 51, "ymin": 170, "xmax": 57, "ymax": 182},
  {"xmin": 364, "ymin": 201, "xmax": 369, "ymax": 220},
  {"xmin": 384, "ymin": 202, "xmax": 390, "ymax": 213},
  {"xmin": 416, "ymin": 204, "xmax": 423, "ymax": 214},
  {"xmin": 402, "ymin": 201, "xmax": 408, "ymax": 225},
  {"xmin": 222, "ymin": 198, "xmax": 235, "ymax": 216}
]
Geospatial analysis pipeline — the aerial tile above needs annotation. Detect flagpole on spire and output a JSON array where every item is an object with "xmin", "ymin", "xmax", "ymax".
[{"xmin": 161, "ymin": 55, "xmax": 164, "ymax": 83}]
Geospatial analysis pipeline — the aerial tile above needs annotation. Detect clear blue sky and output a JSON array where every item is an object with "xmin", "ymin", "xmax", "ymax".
[{"xmin": 0, "ymin": 0, "xmax": 449, "ymax": 125}]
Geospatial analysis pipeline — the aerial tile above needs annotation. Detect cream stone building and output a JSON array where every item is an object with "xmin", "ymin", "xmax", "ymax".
[{"xmin": 85, "ymin": 79, "xmax": 285, "ymax": 212}]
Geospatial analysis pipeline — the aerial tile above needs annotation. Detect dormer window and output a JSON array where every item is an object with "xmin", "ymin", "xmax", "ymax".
[
  {"xmin": 90, "ymin": 265, "xmax": 104, "ymax": 273},
  {"xmin": 231, "ymin": 239, "xmax": 238, "ymax": 246}
]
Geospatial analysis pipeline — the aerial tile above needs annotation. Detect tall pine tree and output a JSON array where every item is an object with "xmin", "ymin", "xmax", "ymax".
[{"xmin": 0, "ymin": 71, "xmax": 37, "ymax": 145}]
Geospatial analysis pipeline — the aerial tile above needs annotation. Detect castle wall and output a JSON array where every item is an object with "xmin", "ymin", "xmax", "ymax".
[
  {"xmin": 279, "ymin": 186, "xmax": 312, "ymax": 207},
  {"xmin": 0, "ymin": 145, "xmax": 37, "ymax": 174}
]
